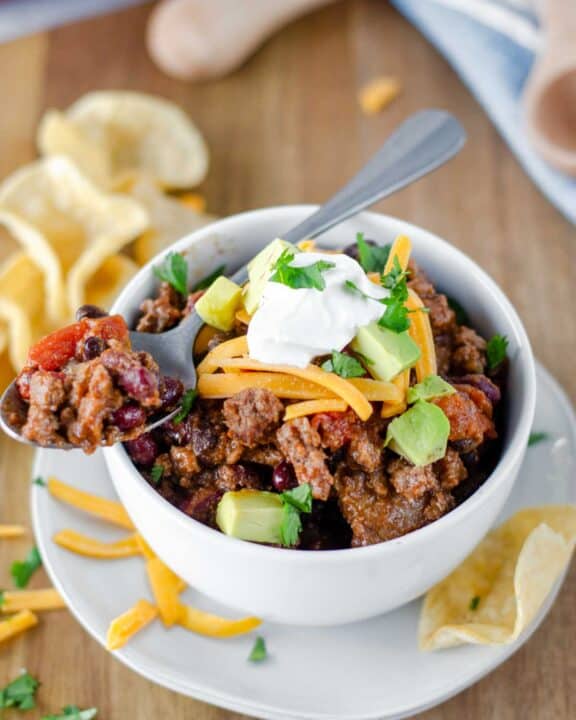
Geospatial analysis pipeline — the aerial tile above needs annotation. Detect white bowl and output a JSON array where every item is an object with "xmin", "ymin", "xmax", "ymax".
[{"xmin": 105, "ymin": 206, "xmax": 536, "ymax": 626}]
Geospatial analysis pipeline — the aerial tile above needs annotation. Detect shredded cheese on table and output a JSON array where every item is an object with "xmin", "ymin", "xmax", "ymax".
[
  {"xmin": 53, "ymin": 529, "xmax": 141, "ymax": 558},
  {"xmin": 48, "ymin": 477, "xmax": 134, "ymax": 530}
]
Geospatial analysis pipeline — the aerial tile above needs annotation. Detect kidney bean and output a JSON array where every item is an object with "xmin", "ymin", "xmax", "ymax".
[
  {"xmin": 82, "ymin": 336, "xmax": 106, "ymax": 361},
  {"xmin": 113, "ymin": 403, "xmax": 147, "ymax": 432},
  {"xmin": 159, "ymin": 376, "xmax": 183, "ymax": 411},
  {"xmin": 125, "ymin": 433, "xmax": 158, "ymax": 466},
  {"xmin": 272, "ymin": 461, "xmax": 297, "ymax": 492},
  {"xmin": 75, "ymin": 304, "xmax": 107, "ymax": 321},
  {"xmin": 118, "ymin": 367, "xmax": 157, "ymax": 403}
]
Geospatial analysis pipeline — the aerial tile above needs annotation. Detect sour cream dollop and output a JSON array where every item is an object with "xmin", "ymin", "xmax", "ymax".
[{"xmin": 247, "ymin": 252, "xmax": 388, "ymax": 367}]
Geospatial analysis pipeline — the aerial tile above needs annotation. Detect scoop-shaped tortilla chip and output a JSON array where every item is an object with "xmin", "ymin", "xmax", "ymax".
[
  {"xmin": 0, "ymin": 156, "xmax": 148, "ymax": 321},
  {"xmin": 85, "ymin": 254, "xmax": 139, "ymax": 310},
  {"xmin": 38, "ymin": 109, "xmax": 110, "ymax": 188},
  {"xmin": 130, "ymin": 177, "xmax": 215, "ymax": 265},
  {"xmin": 54, "ymin": 91, "xmax": 209, "ymax": 190},
  {"xmin": 419, "ymin": 506, "xmax": 576, "ymax": 651},
  {"xmin": 0, "ymin": 252, "xmax": 48, "ymax": 370}
]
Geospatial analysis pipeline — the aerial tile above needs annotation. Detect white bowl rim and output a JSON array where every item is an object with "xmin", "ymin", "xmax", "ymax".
[{"xmin": 109, "ymin": 204, "xmax": 537, "ymax": 564}]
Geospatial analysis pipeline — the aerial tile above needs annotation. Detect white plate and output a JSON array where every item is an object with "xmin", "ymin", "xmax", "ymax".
[{"xmin": 31, "ymin": 363, "xmax": 575, "ymax": 720}]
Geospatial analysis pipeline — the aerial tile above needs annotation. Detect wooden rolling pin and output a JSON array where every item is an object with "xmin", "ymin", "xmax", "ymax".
[
  {"xmin": 147, "ymin": 0, "xmax": 335, "ymax": 81},
  {"xmin": 523, "ymin": 0, "xmax": 576, "ymax": 175}
]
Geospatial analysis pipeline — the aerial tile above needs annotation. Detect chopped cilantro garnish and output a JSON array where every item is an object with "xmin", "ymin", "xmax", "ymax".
[
  {"xmin": 248, "ymin": 636, "xmax": 267, "ymax": 663},
  {"xmin": 191, "ymin": 264, "xmax": 226, "ymax": 292},
  {"xmin": 528, "ymin": 432, "xmax": 550, "ymax": 447},
  {"xmin": 173, "ymin": 388, "xmax": 197, "ymax": 424},
  {"xmin": 42, "ymin": 705, "xmax": 98, "ymax": 720},
  {"xmin": 282, "ymin": 484, "xmax": 313, "ymax": 513},
  {"xmin": 446, "ymin": 296, "xmax": 469, "ymax": 325},
  {"xmin": 355, "ymin": 232, "xmax": 390, "ymax": 273},
  {"xmin": 486, "ymin": 334, "xmax": 508, "ymax": 370},
  {"xmin": 469, "ymin": 596, "xmax": 480, "ymax": 611},
  {"xmin": 0, "ymin": 591, "xmax": 4, "ymax": 607},
  {"xmin": 150, "ymin": 464, "xmax": 164, "ymax": 484},
  {"xmin": 153, "ymin": 252, "xmax": 188, "ymax": 296},
  {"xmin": 270, "ymin": 249, "xmax": 335, "ymax": 291},
  {"xmin": 321, "ymin": 350, "xmax": 366, "ymax": 378},
  {"xmin": 11, "ymin": 546, "xmax": 42, "ymax": 588},
  {"xmin": 0, "ymin": 671, "xmax": 40, "ymax": 710},
  {"xmin": 33, "ymin": 476, "xmax": 46, "ymax": 487},
  {"xmin": 378, "ymin": 257, "xmax": 410, "ymax": 333},
  {"xmin": 278, "ymin": 484, "xmax": 312, "ymax": 547}
]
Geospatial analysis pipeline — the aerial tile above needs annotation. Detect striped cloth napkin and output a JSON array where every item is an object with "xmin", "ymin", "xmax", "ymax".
[{"xmin": 391, "ymin": 0, "xmax": 575, "ymax": 225}]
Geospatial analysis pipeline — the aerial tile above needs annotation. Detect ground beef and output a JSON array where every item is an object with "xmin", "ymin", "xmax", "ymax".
[
  {"xmin": 451, "ymin": 326, "xmax": 487, "ymax": 374},
  {"xmin": 28, "ymin": 370, "xmax": 66, "ymax": 410},
  {"xmin": 136, "ymin": 282, "xmax": 183, "ymax": 333},
  {"xmin": 187, "ymin": 402, "xmax": 244, "ymax": 465},
  {"xmin": 169, "ymin": 446, "xmax": 200, "ymax": 484},
  {"xmin": 408, "ymin": 262, "xmax": 456, "ymax": 334},
  {"xmin": 335, "ymin": 467, "xmax": 454, "ymax": 546},
  {"xmin": 215, "ymin": 463, "xmax": 264, "ymax": 491},
  {"xmin": 434, "ymin": 448, "xmax": 468, "ymax": 489},
  {"xmin": 242, "ymin": 444, "xmax": 284, "ymax": 466},
  {"xmin": 347, "ymin": 419, "xmax": 384, "ymax": 472},
  {"xmin": 180, "ymin": 486, "xmax": 222, "ymax": 526},
  {"xmin": 223, "ymin": 388, "xmax": 284, "ymax": 447},
  {"xmin": 276, "ymin": 417, "xmax": 334, "ymax": 500},
  {"xmin": 387, "ymin": 458, "xmax": 438, "ymax": 500},
  {"xmin": 66, "ymin": 363, "xmax": 123, "ymax": 451}
]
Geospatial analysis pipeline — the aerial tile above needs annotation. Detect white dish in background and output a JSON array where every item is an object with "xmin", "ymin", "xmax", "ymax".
[
  {"xmin": 32, "ymin": 364, "xmax": 575, "ymax": 720},
  {"xmin": 104, "ymin": 206, "xmax": 536, "ymax": 626}
]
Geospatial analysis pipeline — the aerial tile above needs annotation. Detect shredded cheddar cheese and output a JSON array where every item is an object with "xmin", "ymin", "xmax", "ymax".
[
  {"xmin": 178, "ymin": 605, "xmax": 261, "ymax": 639},
  {"xmin": 359, "ymin": 77, "xmax": 401, "ymax": 115},
  {"xmin": 0, "ymin": 589, "xmax": 65, "ymax": 613},
  {"xmin": 0, "ymin": 525, "xmax": 26, "ymax": 539},
  {"xmin": 384, "ymin": 235, "xmax": 412, "ymax": 274},
  {"xmin": 284, "ymin": 399, "xmax": 348, "ymax": 421},
  {"xmin": 0, "ymin": 609, "xmax": 38, "ymax": 644},
  {"xmin": 106, "ymin": 599, "xmax": 158, "ymax": 650},
  {"xmin": 48, "ymin": 477, "xmax": 134, "ymax": 530},
  {"xmin": 406, "ymin": 289, "xmax": 437, "ymax": 381},
  {"xmin": 145, "ymin": 557, "xmax": 185, "ymax": 627},
  {"xmin": 197, "ymin": 335, "xmax": 249, "ymax": 374},
  {"xmin": 53, "ymin": 529, "xmax": 141, "ymax": 558}
]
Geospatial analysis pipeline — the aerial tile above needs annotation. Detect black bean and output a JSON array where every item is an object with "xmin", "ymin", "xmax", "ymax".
[
  {"xmin": 83, "ymin": 336, "xmax": 106, "ymax": 360},
  {"xmin": 76, "ymin": 304, "xmax": 107, "ymax": 321}
]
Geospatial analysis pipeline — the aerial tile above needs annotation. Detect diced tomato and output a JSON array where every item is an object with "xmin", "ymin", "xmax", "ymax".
[
  {"xmin": 26, "ymin": 314, "xmax": 128, "ymax": 372},
  {"xmin": 28, "ymin": 322, "xmax": 85, "ymax": 371},
  {"xmin": 85, "ymin": 315, "xmax": 129, "ymax": 344}
]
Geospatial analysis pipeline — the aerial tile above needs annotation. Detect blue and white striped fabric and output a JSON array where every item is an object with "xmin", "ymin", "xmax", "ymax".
[{"xmin": 391, "ymin": 0, "xmax": 576, "ymax": 225}]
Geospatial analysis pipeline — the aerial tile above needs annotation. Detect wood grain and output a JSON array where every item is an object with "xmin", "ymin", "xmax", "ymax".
[{"xmin": 0, "ymin": 1, "xmax": 574, "ymax": 718}]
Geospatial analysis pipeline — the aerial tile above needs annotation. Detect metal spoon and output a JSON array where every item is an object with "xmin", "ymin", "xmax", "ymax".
[{"xmin": 0, "ymin": 109, "xmax": 466, "ymax": 449}]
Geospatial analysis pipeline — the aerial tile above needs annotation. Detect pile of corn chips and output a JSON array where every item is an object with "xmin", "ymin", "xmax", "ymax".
[{"xmin": 0, "ymin": 90, "xmax": 215, "ymax": 389}]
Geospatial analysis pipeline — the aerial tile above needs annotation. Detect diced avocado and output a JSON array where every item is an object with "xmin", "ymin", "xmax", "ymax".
[
  {"xmin": 216, "ymin": 490, "xmax": 284, "ymax": 544},
  {"xmin": 385, "ymin": 400, "xmax": 450, "ymax": 467},
  {"xmin": 407, "ymin": 375, "xmax": 455, "ymax": 404},
  {"xmin": 242, "ymin": 238, "xmax": 296, "ymax": 314},
  {"xmin": 195, "ymin": 276, "xmax": 242, "ymax": 331},
  {"xmin": 351, "ymin": 322, "xmax": 420, "ymax": 382}
]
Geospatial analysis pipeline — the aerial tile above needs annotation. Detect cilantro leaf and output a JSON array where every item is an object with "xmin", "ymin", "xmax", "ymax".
[
  {"xmin": 173, "ymin": 389, "xmax": 197, "ymax": 424},
  {"xmin": 11, "ymin": 546, "xmax": 42, "ymax": 588},
  {"xmin": 153, "ymin": 252, "xmax": 188, "ymax": 296},
  {"xmin": 377, "ymin": 257, "xmax": 410, "ymax": 333},
  {"xmin": 248, "ymin": 636, "xmax": 267, "ymax": 663},
  {"xmin": 528, "ymin": 432, "xmax": 550, "ymax": 447},
  {"xmin": 321, "ymin": 350, "xmax": 366, "ymax": 378},
  {"xmin": 270, "ymin": 250, "xmax": 335, "ymax": 291},
  {"xmin": 42, "ymin": 706, "xmax": 98, "ymax": 720},
  {"xmin": 279, "ymin": 504, "xmax": 302, "ymax": 547},
  {"xmin": 278, "ymin": 483, "xmax": 313, "ymax": 547},
  {"xmin": 355, "ymin": 233, "xmax": 390, "ymax": 273},
  {"xmin": 469, "ymin": 596, "xmax": 480, "ymax": 611},
  {"xmin": 282, "ymin": 483, "xmax": 313, "ymax": 513},
  {"xmin": 0, "ymin": 671, "xmax": 40, "ymax": 710},
  {"xmin": 191, "ymin": 264, "xmax": 226, "ymax": 292},
  {"xmin": 486, "ymin": 334, "xmax": 509, "ymax": 370},
  {"xmin": 446, "ymin": 296, "xmax": 470, "ymax": 325},
  {"xmin": 150, "ymin": 464, "xmax": 164, "ymax": 484},
  {"xmin": 0, "ymin": 591, "xmax": 4, "ymax": 607},
  {"xmin": 33, "ymin": 476, "xmax": 46, "ymax": 487}
]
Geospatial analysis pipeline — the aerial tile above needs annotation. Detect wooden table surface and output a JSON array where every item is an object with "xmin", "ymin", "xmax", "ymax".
[{"xmin": 0, "ymin": 2, "xmax": 574, "ymax": 718}]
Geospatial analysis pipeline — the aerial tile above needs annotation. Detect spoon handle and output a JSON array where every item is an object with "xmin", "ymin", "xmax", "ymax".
[{"xmin": 282, "ymin": 109, "xmax": 466, "ymax": 246}]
